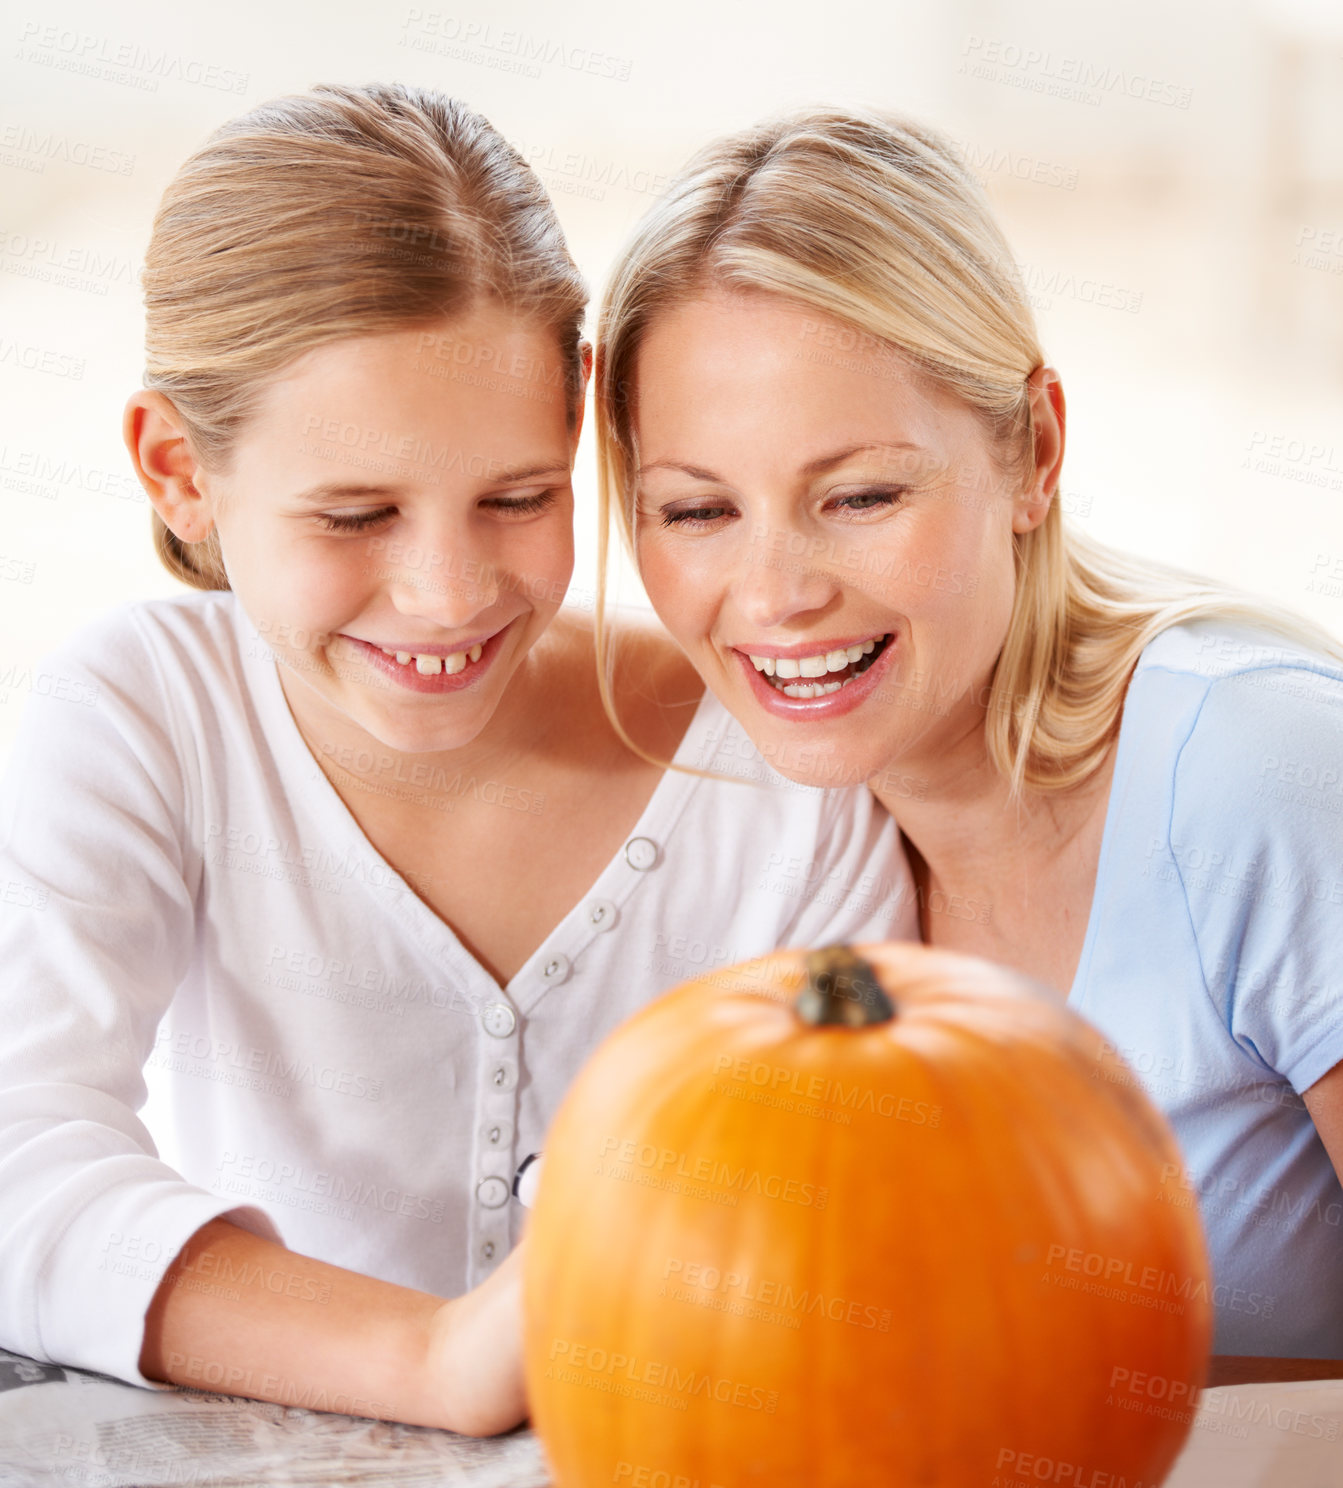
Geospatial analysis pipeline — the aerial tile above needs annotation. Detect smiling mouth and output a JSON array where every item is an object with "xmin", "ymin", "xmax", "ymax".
[{"xmin": 744, "ymin": 634, "xmax": 893, "ymax": 699}]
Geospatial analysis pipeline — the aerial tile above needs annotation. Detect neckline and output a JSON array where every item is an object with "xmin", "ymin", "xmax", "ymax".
[
  {"xmin": 1065, "ymin": 661, "xmax": 1146, "ymax": 1005},
  {"xmin": 235, "ymin": 603, "xmax": 714, "ymax": 1005}
]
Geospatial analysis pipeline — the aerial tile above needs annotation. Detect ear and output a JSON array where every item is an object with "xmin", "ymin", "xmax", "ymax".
[
  {"xmin": 1011, "ymin": 365, "xmax": 1066, "ymax": 534},
  {"xmin": 123, "ymin": 390, "xmax": 215, "ymax": 542},
  {"xmin": 568, "ymin": 338, "xmax": 594, "ymax": 456}
]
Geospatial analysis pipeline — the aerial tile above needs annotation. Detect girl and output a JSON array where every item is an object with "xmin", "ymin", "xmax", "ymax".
[
  {"xmin": 596, "ymin": 105, "xmax": 1343, "ymax": 1368},
  {"xmin": 0, "ymin": 86, "xmax": 915, "ymax": 1435}
]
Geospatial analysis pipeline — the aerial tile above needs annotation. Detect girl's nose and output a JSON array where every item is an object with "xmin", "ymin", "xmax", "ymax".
[{"xmin": 381, "ymin": 529, "xmax": 501, "ymax": 630}]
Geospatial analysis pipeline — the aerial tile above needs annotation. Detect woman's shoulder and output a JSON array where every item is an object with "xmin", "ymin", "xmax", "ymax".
[
  {"xmin": 1121, "ymin": 616, "xmax": 1343, "ymax": 787},
  {"xmin": 1135, "ymin": 615, "xmax": 1343, "ymax": 692},
  {"xmin": 1139, "ymin": 619, "xmax": 1343, "ymax": 893}
]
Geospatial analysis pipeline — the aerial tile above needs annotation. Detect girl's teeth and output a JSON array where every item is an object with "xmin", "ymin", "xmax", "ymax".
[
  {"xmin": 845, "ymin": 644, "xmax": 864, "ymax": 664},
  {"xmin": 775, "ymin": 657, "xmax": 801, "ymax": 679},
  {"xmin": 378, "ymin": 642, "xmax": 487, "ymax": 674}
]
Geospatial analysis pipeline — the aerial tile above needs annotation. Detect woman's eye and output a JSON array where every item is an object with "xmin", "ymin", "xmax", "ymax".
[
  {"xmin": 659, "ymin": 504, "xmax": 733, "ymax": 529},
  {"xmin": 831, "ymin": 488, "xmax": 906, "ymax": 515},
  {"xmin": 316, "ymin": 507, "xmax": 395, "ymax": 533}
]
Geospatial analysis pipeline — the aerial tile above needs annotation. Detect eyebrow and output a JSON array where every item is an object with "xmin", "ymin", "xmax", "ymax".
[
  {"xmin": 637, "ymin": 442, "xmax": 928, "ymax": 481},
  {"xmin": 291, "ymin": 462, "xmax": 570, "ymax": 505}
]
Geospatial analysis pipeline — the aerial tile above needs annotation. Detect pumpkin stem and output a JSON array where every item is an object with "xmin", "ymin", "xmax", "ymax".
[{"xmin": 796, "ymin": 945, "xmax": 895, "ymax": 1027}]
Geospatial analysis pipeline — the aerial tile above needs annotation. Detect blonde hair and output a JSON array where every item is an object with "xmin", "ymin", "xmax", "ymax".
[
  {"xmin": 596, "ymin": 103, "xmax": 1343, "ymax": 796},
  {"xmin": 141, "ymin": 82, "xmax": 587, "ymax": 591}
]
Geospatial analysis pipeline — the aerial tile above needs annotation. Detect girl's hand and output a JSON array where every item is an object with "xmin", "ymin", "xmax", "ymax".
[{"xmin": 424, "ymin": 1238, "xmax": 528, "ymax": 1436}]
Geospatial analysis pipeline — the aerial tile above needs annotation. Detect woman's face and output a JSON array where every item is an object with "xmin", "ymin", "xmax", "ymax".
[
  {"xmin": 631, "ymin": 288, "xmax": 1056, "ymax": 790},
  {"xmin": 199, "ymin": 304, "xmax": 581, "ymax": 755}
]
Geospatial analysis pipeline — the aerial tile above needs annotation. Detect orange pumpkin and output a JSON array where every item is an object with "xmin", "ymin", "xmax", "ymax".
[{"xmin": 523, "ymin": 943, "xmax": 1212, "ymax": 1486}]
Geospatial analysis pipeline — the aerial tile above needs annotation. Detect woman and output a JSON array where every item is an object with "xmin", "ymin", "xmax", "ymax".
[
  {"xmin": 595, "ymin": 105, "xmax": 1343, "ymax": 1362},
  {"xmin": 0, "ymin": 87, "xmax": 915, "ymax": 1435}
]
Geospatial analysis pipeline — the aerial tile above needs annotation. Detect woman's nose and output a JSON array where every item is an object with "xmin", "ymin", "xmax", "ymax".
[{"xmin": 730, "ymin": 526, "xmax": 842, "ymax": 631}]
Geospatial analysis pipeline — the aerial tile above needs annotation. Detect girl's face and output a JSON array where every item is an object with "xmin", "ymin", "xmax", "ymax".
[
  {"xmin": 199, "ymin": 305, "xmax": 581, "ymax": 754},
  {"xmin": 631, "ymin": 288, "xmax": 1056, "ymax": 790}
]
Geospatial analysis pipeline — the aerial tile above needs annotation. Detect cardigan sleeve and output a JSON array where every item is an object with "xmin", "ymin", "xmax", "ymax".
[{"xmin": 0, "ymin": 613, "xmax": 280, "ymax": 1387}]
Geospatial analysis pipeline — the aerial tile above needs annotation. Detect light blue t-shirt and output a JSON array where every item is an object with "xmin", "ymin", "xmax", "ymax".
[{"xmin": 1071, "ymin": 617, "xmax": 1343, "ymax": 1357}]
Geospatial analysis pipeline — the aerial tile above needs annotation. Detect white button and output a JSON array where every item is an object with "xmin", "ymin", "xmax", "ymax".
[
  {"xmin": 482, "ymin": 1240, "xmax": 496, "ymax": 1260},
  {"xmin": 542, "ymin": 953, "xmax": 571, "ymax": 984},
  {"xmin": 490, "ymin": 1062, "xmax": 518, "ymax": 1091},
  {"xmin": 482, "ymin": 1002, "xmax": 517, "ymax": 1038},
  {"xmin": 624, "ymin": 837, "xmax": 659, "ymax": 871},
  {"xmin": 587, "ymin": 898, "xmax": 617, "ymax": 932},
  {"xmin": 482, "ymin": 1118, "xmax": 514, "ymax": 1148},
  {"xmin": 476, "ymin": 1176, "xmax": 510, "ymax": 1208}
]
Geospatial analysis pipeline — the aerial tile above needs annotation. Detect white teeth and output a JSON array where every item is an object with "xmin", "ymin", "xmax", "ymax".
[
  {"xmin": 751, "ymin": 634, "xmax": 889, "ymax": 693},
  {"xmin": 781, "ymin": 679, "xmax": 847, "ymax": 700},
  {"xmin": 384, "ymin": 644, "xmax": 487, "ymax": 673}
]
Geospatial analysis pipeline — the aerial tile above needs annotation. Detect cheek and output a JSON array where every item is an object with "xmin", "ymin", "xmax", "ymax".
[
  {"xmin": 490, "ymin": 520, "xmax": 574, "ymax": 612},
  {"xmin": 229, "ymin": 528, "xmax": 369, "ymax": 636},
  {"xmin": 634, "ymin": 535, "xmax": 707, "ymax": 642}
]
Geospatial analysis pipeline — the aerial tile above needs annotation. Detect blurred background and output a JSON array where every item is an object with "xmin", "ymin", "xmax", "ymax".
[{"xmin": 2, "ymin": 0, "xmax": 1341, "ymax": 759}]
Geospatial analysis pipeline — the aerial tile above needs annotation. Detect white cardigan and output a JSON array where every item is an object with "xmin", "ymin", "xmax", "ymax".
[{"xmin": 0, "ymin": 592, "xmax": 916, "ymax": 1387}]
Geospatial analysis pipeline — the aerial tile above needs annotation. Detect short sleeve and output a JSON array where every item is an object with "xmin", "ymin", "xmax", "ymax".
[
  {"xmin": 0, "ymin": 614, "xmax": 280, "ymax": 1386},
  {"xmin": 1171, "ymin": 665, "xmax": 1343, "ymax": 1094}
]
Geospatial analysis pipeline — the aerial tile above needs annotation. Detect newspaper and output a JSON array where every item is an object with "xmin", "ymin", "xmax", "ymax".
[
  {"xmin": 0, "ymin": 1347, "xmax": 552, "ymax": 1487},
  {"xmin": 4, "ymin": 1343, "xmax": 1343, "ymax": 1487}
]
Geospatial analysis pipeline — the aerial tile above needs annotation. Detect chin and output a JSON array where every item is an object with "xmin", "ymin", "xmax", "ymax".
[
  {"xmin": 744, "ymin": 720, "xmax": 886, "ymax": 794},
  {"xmin": 368, "ymin": 717, "xmax": 484, "ymax": 756}
]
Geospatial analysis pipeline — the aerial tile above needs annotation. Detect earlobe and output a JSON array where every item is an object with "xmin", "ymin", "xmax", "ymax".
[{"xmin": 123, "ymin": 390, "xmax": 214, "ymax": 542}]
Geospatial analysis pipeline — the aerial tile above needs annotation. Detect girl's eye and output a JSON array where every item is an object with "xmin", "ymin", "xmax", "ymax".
[
  {"xmin": 481, "ymin": 490, "xmax": 558, "ymax": 517},
  {"xmin": 830, "ymin": 488, "xmax": 906, "ymax": 515},
  {"xmin": 316, "ymin": 507, "xmax": 395, "ymax": 533}
]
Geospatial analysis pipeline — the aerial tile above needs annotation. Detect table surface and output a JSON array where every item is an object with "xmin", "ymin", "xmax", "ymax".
[{"xmin": 1, "ymin": 1347, "xmax": 1341, "ymax": 1487}]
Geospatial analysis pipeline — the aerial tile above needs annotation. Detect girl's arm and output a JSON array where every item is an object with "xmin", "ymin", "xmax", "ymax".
[
  {"xmin": 140, "ymin": 1216, "xmax": 526, "ymax": 1435},
  {"xmin": 0, "ymin": 609, "xmax": 528, "ymax": 1430}
]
